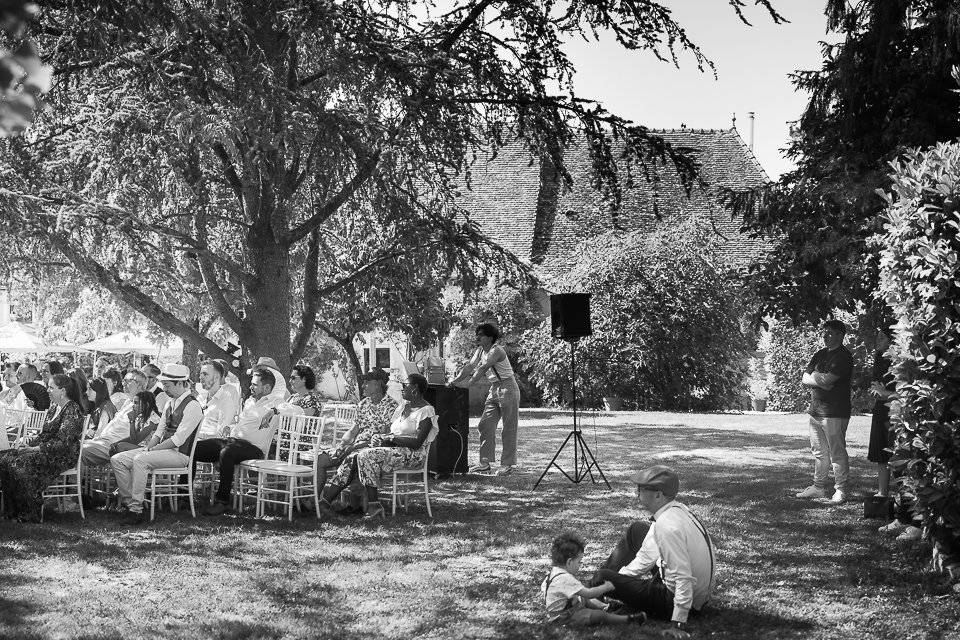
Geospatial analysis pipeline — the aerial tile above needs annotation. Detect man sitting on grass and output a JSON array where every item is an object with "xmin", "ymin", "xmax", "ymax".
[
  {"xmin": 541, "ymin": 532, "xmax": 647, "ymax": 627},
  {"xmin": 591, "ymin": 465, "xmax": 715, "ymax": 639}
]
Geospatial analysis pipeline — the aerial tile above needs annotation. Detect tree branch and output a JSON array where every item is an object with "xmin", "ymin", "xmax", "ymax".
[
  {"xmin": 315, "ymin": 250, "xmax": 402, "ymax": 299},
  {"xmin": 316, "ymin": 322, "xmax": 363, "ymax": 395}
]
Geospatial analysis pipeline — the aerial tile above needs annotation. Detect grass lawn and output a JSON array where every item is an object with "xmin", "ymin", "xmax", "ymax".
[{"xmin": 1, "ymin": 409, "xmax": 958, "ymax": 640}]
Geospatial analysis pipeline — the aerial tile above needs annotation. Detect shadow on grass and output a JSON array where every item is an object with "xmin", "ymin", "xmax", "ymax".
[{"xmin": 0, "ymin": 572, "xmax": 39, "ymax": 629}]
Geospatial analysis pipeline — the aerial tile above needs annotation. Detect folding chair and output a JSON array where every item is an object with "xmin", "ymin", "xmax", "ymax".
[
  {"xmin": 320, "ymin": 402, "xmax": 357, "ymax": 443},
  {"xmin": 146, "ymin": 433, "xmax": 201, "ymax": 521},
  {"xmin": 7, "ymin": 408, "xmax": 46, "ymax": 447},
  {"xmin": 387, "ymin": 428, "xmax": 439, "ymax": 517},
  {"xmin": 240, "ymin": 415, "xmax": 320, "ymax": 520},
  {"xmin": 40, "ymin": 416, "xmax": 91, "ymax": 521}
]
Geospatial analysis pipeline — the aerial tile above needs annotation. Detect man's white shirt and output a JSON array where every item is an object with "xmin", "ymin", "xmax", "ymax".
[
  {"xmin": 197, "ymin": 385, "xmax": 240, "ymax": 439},
  {"xmin": 91, "ymin": 398, "xmax": 135, "ymax": 444},
  {"xmin": 618, "ymin": 500, "xmax": 715, "ymax": 623},
  {"xmin": 158, "ymin": 390, "xmax": 204, "ymax": 449}
]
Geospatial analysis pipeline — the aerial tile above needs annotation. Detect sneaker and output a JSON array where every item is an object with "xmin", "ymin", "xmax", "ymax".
[
  {"xmin": 202, "ymin": 501, "xmax": 228, "ymax": 516},
  {"xmin": 627, "ymin": 612, "xmax": 647, "ymax": 625},
  {"xmin": 829, "ymin": 490, "xmax": 847, "ymax": 504},
  {"xmin": 878, "ymin": 519, "xmax": 907, "ymax": 534},
  {"xmin": 795, "ymin": 485, "xmax": 825, "ymax": 499},
  {"xmin": 495, "ymin": 466, "xmax": 513, "ymax": 477},
  {"xmin": 897, "ymin": 525, "xmax": 922, "ymax": 541},
  {"xmin": 469, "ymin": 463, "xmax": 492, "ymax": 473}
]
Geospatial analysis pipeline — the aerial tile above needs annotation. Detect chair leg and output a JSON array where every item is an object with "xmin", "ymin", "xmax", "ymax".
[
  {"xmin": 150, "ymin": 475, "xmax": 156, "ymax": 521},
  {"xmin": 287, "ymin": 476, "xmax": 294, "ymax": 521},
  {"xmin": 423, "ymin": 469, "xmax": 432, "ymax": 518},
  {"xmin": 391, "ymin": 473, "xmax": 398, "ymax": 516},
  {"xmin": 76, "ymin": 477, "xmax": 85, "ymax": 520}
]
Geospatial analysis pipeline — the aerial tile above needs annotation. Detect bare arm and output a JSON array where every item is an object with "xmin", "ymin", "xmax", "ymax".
[
  {"xmin": 802, "ymin": 371, "xmax": 839, "ymax": 389},
  {"xmin": 383, "ymin": 418, "xmax": 432, "ymax": 450},
  {"xmin": 575, "ymin": 582, "xmax": 614, "ymax": 602}
]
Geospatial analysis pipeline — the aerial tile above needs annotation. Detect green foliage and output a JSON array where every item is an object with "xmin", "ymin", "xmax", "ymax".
[
  {"xmin": 448, "ymin": 284, "xmax": 546, "ymax": 406},
  {"xmin": 764, "ymin": 315, "xmax": 872, "ymax": 414},
  {"xmin": 520, "ymin": 222, "xmax": 753, "ymax": 411},
  {"xmin": 0, "ymin": 1, "xmax": 49, "ymax": 135},
  {"xmin": 876, "ymin": 141, "xmax": 960, "ymax": 558},
  {"xmin": 730, "ymin": 2, "xmax": 960, "ymax": 324}
]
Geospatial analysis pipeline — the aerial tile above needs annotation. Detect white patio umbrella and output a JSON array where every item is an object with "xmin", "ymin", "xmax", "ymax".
[
  {"xmin": 78, "ymin": 330, "xmax": 183, "ymax": 359},
  {"xmin": 0, "ymin": 320, "xmax": 48, "ymax": 353}
]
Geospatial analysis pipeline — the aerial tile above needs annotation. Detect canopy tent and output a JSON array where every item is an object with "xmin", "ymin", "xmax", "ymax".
[
  {"xmin": 0, "ymin": 321, "xmax": 53, "ymax": 353},
  {"xmin": 78, "ymin": 330, "xmax": 183, "ymax": 359}
]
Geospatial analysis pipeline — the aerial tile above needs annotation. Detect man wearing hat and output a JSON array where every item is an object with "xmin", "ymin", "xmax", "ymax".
[
  {"xmin": 253, "ymin": 356, "xmax": 288, "ymax": 402},
  {"xmin": 112, "ymin": 363, "xmax": 203, "ymax": 524},
  {"xmin": 591, "ymin": 466, "xmax": 715, "ymax": 639}
]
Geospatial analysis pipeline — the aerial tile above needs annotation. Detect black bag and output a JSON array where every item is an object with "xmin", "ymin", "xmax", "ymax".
[{"xmin": 864, "ymin": 495, "xmax": 894, "ymax": 520}]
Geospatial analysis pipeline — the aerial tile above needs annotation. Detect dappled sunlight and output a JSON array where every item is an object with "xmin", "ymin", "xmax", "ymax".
[{"xmin": 0, "ymin": 410, "xmax": 955, "ymax": 639}]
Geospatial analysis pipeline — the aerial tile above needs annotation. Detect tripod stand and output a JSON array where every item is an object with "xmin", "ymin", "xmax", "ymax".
[{"xmin": 533, "ymin": 338, "xmax": 610, "ymax": 489}]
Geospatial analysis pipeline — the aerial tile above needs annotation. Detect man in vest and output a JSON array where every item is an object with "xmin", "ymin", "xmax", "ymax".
[
  {"xmin": 590, "ymin": 466, "xmax": 715, "ymax": 639},
  {"xmin": 112, "ymin": 363, "xmax": 203, "ymax": 524},
  {"xmin": 140, "ymin": 362, "xmax": 169, "ymax": 412}
]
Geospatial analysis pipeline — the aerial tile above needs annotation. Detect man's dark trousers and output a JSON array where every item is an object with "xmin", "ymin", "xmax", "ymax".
[
  {"xmin": 590, "ymin": 521, "xmax": 675, "ymax": 620},
  {"xmin": 194, "ymin": 438, "xmax": 263, "ymax": 503}
]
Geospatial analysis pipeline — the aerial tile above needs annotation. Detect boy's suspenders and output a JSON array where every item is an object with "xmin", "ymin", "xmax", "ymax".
[
  {"xmin": 543, "ymin": 569, "xmax": 574, "ymax": 610},
  {"xmin": 476, "ymin": 347, "xmax": 504, "ymax": 382}
]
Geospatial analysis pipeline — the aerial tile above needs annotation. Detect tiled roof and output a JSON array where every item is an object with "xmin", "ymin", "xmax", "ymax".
[{"xmin": 457, "ymin": 128, "xmax": 771, "ymax": 281}]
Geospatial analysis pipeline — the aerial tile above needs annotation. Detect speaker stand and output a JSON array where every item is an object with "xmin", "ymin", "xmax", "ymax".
[{"xmin": 533, "ymin": 339, "xmax": 610, "ymax": 490}]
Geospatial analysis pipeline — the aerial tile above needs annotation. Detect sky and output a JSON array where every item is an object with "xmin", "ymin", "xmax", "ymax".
[{"xmin": 563, "ymin": 1, "xmax": 837, "ymax": 179}]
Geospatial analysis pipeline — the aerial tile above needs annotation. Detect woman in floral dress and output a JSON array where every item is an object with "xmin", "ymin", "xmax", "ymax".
[
  {"xmin": 320, "ymin": 373, "xmax": 437, "ymax": 518},
  {"xmin": 0, "ymin": 373, "xmax": 86, "ymax": 521},
  {"xmin": 316, "ymin": 368, "xmax": 398, "ymax": 488},
  {"xmin": 288, "ymin": 364, "xmax": 323, "ymax": 416}
]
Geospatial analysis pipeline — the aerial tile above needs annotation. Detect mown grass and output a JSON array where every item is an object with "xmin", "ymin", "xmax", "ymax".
[{"xmin": 1, "ymin": 410, "xmax": 957, "ymax": 640}]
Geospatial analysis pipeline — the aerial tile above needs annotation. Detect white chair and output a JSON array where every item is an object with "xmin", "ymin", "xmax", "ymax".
[
  {"xmin": 146, "ymin": 432, "xmax": 201, "ymax": 521},
  {"xmin": 321, "ymin": 402, "xmax": 357, "ymax": 443},
  {"xmin": 41, "ymin": 416, "xmax": 91, "ymax": 521},
  {"xmin": 387, "ymin": 428, "xmax": 439, "ymax": 517},
  {"xmin": 7, "ymin": 408, "xmax": 46, "ymax": 447},
  {"xmin": 240, "ymin": 415, "xmax": 320, "ymax": 520}
]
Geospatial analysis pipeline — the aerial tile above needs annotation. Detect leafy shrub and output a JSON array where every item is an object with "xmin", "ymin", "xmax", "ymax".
[
  {"xmin": 764, "ymin": 314, "xmax": 873, "ymax": 413},
  {"xmin": 875, "ymin": 142, "xmax": 960, "ymax": 562},
  {"xmin": 520, "ymin": 221, "xmax": 754, "ymax": 411}
]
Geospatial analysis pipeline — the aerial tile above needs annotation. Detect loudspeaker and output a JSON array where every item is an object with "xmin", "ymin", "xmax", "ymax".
[
  {"xmin": 424, "ymin": 385, "xmax": 469, "ymax": 476},
  {"xmin": 550, "ymin": 293, "xmax": 592, "ymax": 340}
]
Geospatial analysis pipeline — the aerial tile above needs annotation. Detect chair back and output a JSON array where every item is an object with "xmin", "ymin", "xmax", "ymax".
[
  {"xmin": 272, "ymin": 414, "xmax": 301, "ymax": 462},
  {"xmin": 72, "ymin": 416, "xmax": 91, "ymax": 472},
  {"xmin": 7, "ymin": 408, "xmax": 46, "ymax": 446},
  {"xmin": 320, "ymin": 401, "xmax": 357, "ymax": 443}
]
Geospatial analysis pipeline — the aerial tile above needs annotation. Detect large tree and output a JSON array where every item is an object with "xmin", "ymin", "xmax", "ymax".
[
  {"xmin": 729, "ymin": 1, "xmax": 960, "ymax": 323},
  {"xmin": 0, "ymin": 0, "xmax": 781, "ymax": 373}
]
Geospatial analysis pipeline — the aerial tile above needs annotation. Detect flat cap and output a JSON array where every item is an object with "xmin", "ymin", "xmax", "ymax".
[{"xmin": 629, "ymin": 465, "xmax": 680, "ymax": 498}]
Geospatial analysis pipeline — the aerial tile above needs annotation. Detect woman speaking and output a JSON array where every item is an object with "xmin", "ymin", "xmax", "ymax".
[{"xmin": 449, "ymin": 322, "xmax": 520, "ymax": 476}]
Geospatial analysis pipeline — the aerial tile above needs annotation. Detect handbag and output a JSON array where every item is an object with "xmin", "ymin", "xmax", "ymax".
[{"xmin": 863, "ymin": 495, "xmax": 894, "ymax": 519}]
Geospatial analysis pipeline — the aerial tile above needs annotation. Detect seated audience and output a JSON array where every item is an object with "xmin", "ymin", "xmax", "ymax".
[
  {"xmin": 140, "ymin": 363, "xmax": 169, "ymax": 412},
  {"xmin": 111, "ymin": 363, "xmax": 202, "ymax": 524},
  {"xmin": 93, "ymin": 356, "xmax": 111, "ymax": 379},
  {"xmin": 80, "ymin": 371, "xmax": 148, "ymax": 466},
  {"xmin": 319, "ymin": 373, "xmax": 437, "ymax": 518},
  {"xmin": 316, "ymin": 368, "xmax": 397, "ymax": 488},
  {"xmin": 254, "ymin": 356, "xmax": 288, "ymax": 401},
  {"xmin": 17, "ymin": 363, "xmax": 50, "ymax": 411},
  {"xmin": 196, "ymin": 360, "xmax": 240, "ymax": 440},
  {"xmin": 197, "ymin": 367, "xmax": 303, "ymax": 516},
  {"xmin": 288, "ymin": 364, "xmax": 323, "ymax": 416},
  {"xmin": 0, "ymin": 374, "xmax": 86, "ymax": 521},
  {"xmin": 69, "ymin": 367, "xmax": 90, "ymax": 414},
  {"xmin": 541, "ymin": 532, "xmax": 646, "ymax": 627},
  {"xmin": 108, "ymin": 392, "xmax": 161, "ymax": 456},
  {"xmin": 103, "ymin": 367, "xmax": 126, "ymax": 409},
  {"xmin": 589, "ymin": 466, "xmax": 714, "ymax": 639},
  {"xmin": 86, "ymin": 378, "xmax": 118, "ymax": 438}
]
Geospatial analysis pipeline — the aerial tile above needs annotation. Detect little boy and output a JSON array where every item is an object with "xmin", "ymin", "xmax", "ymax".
[{"xmin": 541, "ymin": 532, "xmax": 647, "ymax": 627}]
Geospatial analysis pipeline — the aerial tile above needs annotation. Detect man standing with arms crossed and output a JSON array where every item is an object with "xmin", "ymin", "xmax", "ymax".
[{"xmin": 796, "ymin": 319, "xmax": 855, "ymax": 504}]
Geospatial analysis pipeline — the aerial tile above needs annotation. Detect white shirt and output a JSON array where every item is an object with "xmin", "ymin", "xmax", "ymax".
[
  {"xmin": 265, "ymin": 367, "xmax": 289, "ymax": 402},
  {"xmin": 92, "ymin": 398, "xmax": 135, "ymax": 444},
  {"xmin": 619, "ymin": 500, "xmax": 715, "ymax": 623},
  {"xmin": 471, "ymin": 346, "xmax": 515, "ymax": 382},
  {"xmin": 389, "ymin": 403, "xmax": 439, "ymax": 442},
  {"xmin": 157, "ymin": 390, "xmax": 203, "ymax": 448},
  {"xmin": 0, "ymin": 387, "xmax": 27, "ymax": 411},
  {"xmin": 540, "ymin": 567, "xmax": 586, "ymax": 616},
  {"xmin": 231, "ymin": 395, "xmax": 303, "ymax": 455},
  {"xmin": 197, "ymin": 384, "xmax": 240, "ymax": 440}
]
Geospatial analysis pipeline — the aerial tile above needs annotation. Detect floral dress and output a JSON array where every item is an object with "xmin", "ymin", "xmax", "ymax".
[
  {"xmin": 289, "ymin": 391, "xmax": 323, "ymax": 415},
  {"xmin": 351, "ymin": 395, "xmax": 399, "ymax": 448},
  {"xmin": 330, "ymin": 402, "xmax": 438, "ymax": 489},
  {"xmin": 0, "ymin": 400, "xmax": 85, "ymax": 521}
]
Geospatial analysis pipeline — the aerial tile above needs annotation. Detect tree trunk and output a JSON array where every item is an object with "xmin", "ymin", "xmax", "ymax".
[
  {"xmin": 181, "ymin": 317, "xmax": 201, "ymax": 374},
  {"xmin": 245, "ymin": 229, "xmax": 293, "ymax": 376}
]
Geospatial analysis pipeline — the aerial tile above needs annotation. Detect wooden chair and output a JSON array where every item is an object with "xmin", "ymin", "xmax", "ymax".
[
  {"xmin": 146, "ymin": 432, "xmax": 201, "ymax": 521},
  {"xmin": 386, "ymin": 428, "xmax": 439, "ymax": 517}
]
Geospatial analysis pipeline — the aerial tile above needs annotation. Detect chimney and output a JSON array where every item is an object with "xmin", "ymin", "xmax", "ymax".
[
  {"xmin": 0, "ymin": 287, "xmax": 9, "ymax": 325},
  {"xmin": 748, "ymin": 112, "xmax": 755, "ymax": 151}
]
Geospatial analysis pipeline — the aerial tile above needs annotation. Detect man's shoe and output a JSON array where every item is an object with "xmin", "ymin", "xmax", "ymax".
[
  {"xmin": 626, "ymin": 612, "xmax": 647, "ymax": 625},
  {"xmin": 795, "ymin": 485, "xmax": 825, "ymax": 499},
  {"xmin": 495, "ymin": 465, "xmax": 513, "ymax": 477},
  {"xmin": 469, "ymin": 463, "xmax": 492, "ymax": 473},
  {"xmin": 878, "ymin": 519, "xmax": 907, "ymax": 534},
  {"xmin": 829, "ymin": 490, "xmax": 847, "ymax": 504},
  {"xmin": 897, "ymin": 525, "xmax": 922, "ymax": 541},
  {"xmin": 121, "ymin": 509, "xmax": 149, "ymax": 526},
  {"xmin": 203, "ymin": 501, "xmax": 228, "ymax": 516}
]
